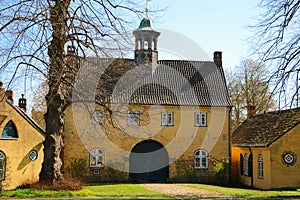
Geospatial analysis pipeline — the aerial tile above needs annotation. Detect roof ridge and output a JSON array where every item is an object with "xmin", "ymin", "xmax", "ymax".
[
  {"xmin": 159, "ymin": 60, "xmax": 212, "ymax": 63},
  {"xmin": 251, "ymin": 107, "xmax": 300, "ymax": 117}
]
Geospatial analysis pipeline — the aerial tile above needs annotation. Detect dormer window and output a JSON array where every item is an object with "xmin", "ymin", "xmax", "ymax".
[{"xmin": 2, "ymin": 120, "xmax": 18, "ymax": 139}]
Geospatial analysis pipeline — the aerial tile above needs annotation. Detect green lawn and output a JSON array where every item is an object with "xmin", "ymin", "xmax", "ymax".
[
  {"xmin": 0, "ymin": 184, "xmax": 171, "ymax": 199},
  {"xmin": 182, "ymin": 183, "xmax": 300, "ymax": 198},
  {"xmin": 1, "ymin": 183, "xmax": 300, "ymax": 199}
]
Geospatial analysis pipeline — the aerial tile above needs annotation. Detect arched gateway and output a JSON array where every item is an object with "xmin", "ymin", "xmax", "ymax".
[{"xmin": 129, "ymin": 140, "xmax": 169, "ymax": 181}]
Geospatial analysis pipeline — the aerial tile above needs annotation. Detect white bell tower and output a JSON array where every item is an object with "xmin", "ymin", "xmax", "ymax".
[{"xmin": 133, "ymin": 18, "xmax": 160, "ymax": 70}]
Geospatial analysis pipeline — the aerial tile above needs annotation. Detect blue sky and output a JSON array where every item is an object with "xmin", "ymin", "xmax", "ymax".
[
  {"xmin": 146, "ymin": 0, "xmax": 261, "ymax": 69},
  {"xmin": 1, "ymin": 1, "xmax": 262, "ymax": 111}
]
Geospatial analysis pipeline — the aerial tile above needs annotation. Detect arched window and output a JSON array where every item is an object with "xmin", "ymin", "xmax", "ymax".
[
  {"xmin": 2, "ymin": 120, "xmax": 18, "ymax": 139},
  {"xmin": 194, "ymin": 149, "xmax": 208, "ymax": 169},
  {"xmin": 89, "ymin": 148, "xmax": 104, "ymax": 168},
  {"xmin": 243, "ymin": 154, "xmax": 249, "ymax": 176},
  {"xmin": 258, "ymin": 154, "xmax": 263, "ymax": 179},
  {"xmin": 0, "ymin": 151, "xmax": 6, "ymax": 180}
]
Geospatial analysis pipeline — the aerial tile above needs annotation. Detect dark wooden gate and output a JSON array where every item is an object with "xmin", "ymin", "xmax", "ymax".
[{"xmin": 129, "ymin": 140, "xmax": 169, "ymax": 181}]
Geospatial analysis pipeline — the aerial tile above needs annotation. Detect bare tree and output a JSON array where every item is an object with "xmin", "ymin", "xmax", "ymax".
[
  {"xmin": 226, "ymin": 60, "xmax": 276, "ymax": 130},
  {"xmin": 0, "ymin": 0, "xmax": 146, "ymax": 184},
  {"xmin": 252, "ymin": 0, "xmax": 300, "ymax": 108}
]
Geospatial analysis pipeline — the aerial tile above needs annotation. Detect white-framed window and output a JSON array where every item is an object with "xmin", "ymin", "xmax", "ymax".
[
  {"xmin": 89, "ymin": 148, "xmax": 104, "ymax": 168},
  {"xmin": 195, "ymin": 112, "xmax": 207, "ymax": 127},
  {"xmin": 243, "ymin": 154, "xmax": 249, "ymax": 176},
  {"xmin": 0, "ymin": 151, "xmax": 6, "ymax": 180},
  {"xmin": 161, "ymin": 111, "xmax": 174, "ymax": 126},
  {"xmin": 194, "ymin": 149, "xmax": 208, "ymax": 169},
  {"xmin": 128, "ymin": 111, "xmax": 140, "ymax": 126},
  {"xmin": 258, "ymin": 154, "xmax": 263, "ymax": 179},
  {"xmin": 92, "ymin": 110, "xmax": 104, "ymax": 125}
]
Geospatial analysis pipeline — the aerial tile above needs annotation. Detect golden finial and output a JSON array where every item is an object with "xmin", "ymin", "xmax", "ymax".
[{"xmin": 146, "ymin": 0, "xmax": 151, "ymax": 17}]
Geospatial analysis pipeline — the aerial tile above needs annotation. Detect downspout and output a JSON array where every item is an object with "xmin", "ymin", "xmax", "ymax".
[
  {"xmin": 248, "ymin": 146, "xmax": 253, "ymax": 187},
  {"xmin": 228, "ymin": 106, "xmax": 232, "ymax": 180}
]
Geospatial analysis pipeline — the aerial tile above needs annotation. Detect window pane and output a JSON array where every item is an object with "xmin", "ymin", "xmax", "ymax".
[
  {"xmin": 167, "ymin": 113, "xmax": 173, "ymax": 125},
  {"xmin": 2, "ymin": 121, "xmax": 18, "ymax": 138},
  {"xmin": 243, "ymin": 154, "xmax": 249, "ymax": 176},
  {"xmin": 195, "ymin": 158, "xmax": 200, "ymax": 167},
  {"xmin": 90, "ymin": 156, "xmax": 96, "ymax": 167},
  {"xmin": 200, "ymin": 112, "xmax": 206, "ymax": 126},
  {"xmin": 0, "ymin": 161, "xmax": 4, "ymax": 178},
  {"xmin": 201, "ymin": 157, "xmax": 207, "ymax": 167},
  {"xmin": 162, "ymin": 112, "xmax": 167, "ymax": 125},
  {"xmin": 258, "ymin": 154, "xmax": 263, "ymax": 178},
  {"xmin": 195, "ymin": 112, "xmax": 201, "ymax": 126}
]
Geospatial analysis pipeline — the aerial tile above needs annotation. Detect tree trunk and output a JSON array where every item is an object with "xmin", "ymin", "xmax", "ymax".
[{"xmin": 39, "ymin": 0, "xmax": 71, "ymax": 184}]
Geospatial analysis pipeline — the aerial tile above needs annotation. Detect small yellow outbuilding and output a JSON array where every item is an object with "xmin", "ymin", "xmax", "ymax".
[
  {"xmin": 0, "ymin": 83, "xmax": 44, "ymax": 190},
  {"xmin": 232, "ymin": 108, "xmax": 300, "ymax": 189}
]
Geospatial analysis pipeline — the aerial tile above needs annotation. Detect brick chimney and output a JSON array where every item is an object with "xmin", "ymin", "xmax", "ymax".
[
  {"xmin": 5, "ymin": 90, "xmax": 14, "ymax": 104},
  {"xmin": 214, "ymin": 51, "xmax": 222, "ymax": 68},
  {"xmin": 247, "ymin": 105, "xmax": 256, "ymax": 118},
  {"xmin": 18, "ymin": 94, "xmax": 27, "ymax": 112},
  {"xmin": 0, "ymin": 81, "xmax": 4, "ymax": 102}
]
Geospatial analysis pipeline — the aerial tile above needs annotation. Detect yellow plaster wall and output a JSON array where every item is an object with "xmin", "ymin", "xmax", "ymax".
[
  {"xmin": 64, "ymin": 103, "xmax": 230, "ymax": 181},
  {"xmin": 232, "ymin": 129, "xmax": 300, "ymax": 190},
  {"xmin": 0, "ymin": 96, "xmax": 44, "ymax": 190},
  {"xmin": 251, "ymin": 148, "xmax": 271, "ymax": 189},
  {"xmin": 269, "ymin": 124, "xmax": 300, "ymax": 189},
  {"xmin": 231, "ymin": 147, "xmax": 272, "ymax": 189},
  {"xmin": 231, "ymin": 147, "xmax": 252, "ymax": 187}
]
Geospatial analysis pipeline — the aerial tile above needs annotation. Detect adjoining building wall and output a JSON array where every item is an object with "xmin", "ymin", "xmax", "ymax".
[
  {"xmin": 270, "ymin": 124, "xmax": 300, "ymax": 189},
  {"xmin": 231, "ymin": 147, "xmax": 252, "ymax": 187},
  {"xmin": 231, "ymin": 147, "xmax": 271, "ymax": 189},
  {"xmin": 232, "ymin": 124, "xmax": 300, "ymax": 190},
  {"xmin": 0, "ymin": 91, "xmax": 44, "ymax": 190},
  {"xmin": 64, "ymin": 104, "xmax": 230, "ymax": 183}
]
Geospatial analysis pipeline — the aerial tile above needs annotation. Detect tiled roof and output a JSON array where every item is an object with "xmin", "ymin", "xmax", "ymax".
[
  {"xmin": 232, "ymin": 108, "xmax": 300, "ymax": 147},
  {"xmin": 77, "ymin": 58, "xmax": 231, "ymax": 107}
]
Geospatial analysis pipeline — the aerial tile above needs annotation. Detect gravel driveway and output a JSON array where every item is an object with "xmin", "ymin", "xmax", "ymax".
[{"xmin": 141, "ymin": 183, "xmax": 235, "ymax": 199}]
